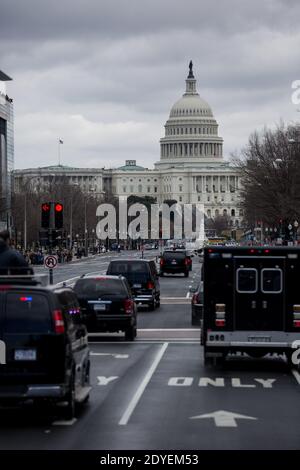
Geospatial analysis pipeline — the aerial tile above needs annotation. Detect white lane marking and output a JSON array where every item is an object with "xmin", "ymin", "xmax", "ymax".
[
  {"xmin": 89, "ymin": 341, "xmax": 200, "ymax": 344},
  {"xmin": 160, "ymin": 297, "xmax": 191, "ymax": 300},
  {"xmin": 190, "ymin": 410, "xmax": 257, "ymax": 427},
  {"xmin": 291, "ymin": 369, "xmax": 300, "ymax": 385},
  {"xmin": 137, "ymin": 328, "xmax": 199, "ymax": 332},
  {"xmin": 55, "ymin": 269, "xmax": 107, "ymax": 286},
  {"xmin": 97, "ymin": 376, "xmax": 118, "ymax": 385},
  {"xmin": 186, "ymin": 292, "xmax": 190, "ymax": 299},
  {"xmin": 52, "ymin": 418, "xmax": 77, "ymax": 426},
  {"xmin": 55, "ymin": 276, "xmax": 80, "ymax": 286},
  {"xmin": 91, "ymin": 353, "xmax": 129, "ymax": 358},
  {"xmin": 119, "ymin": 342, "xmax": 168, "ymax": 426}
]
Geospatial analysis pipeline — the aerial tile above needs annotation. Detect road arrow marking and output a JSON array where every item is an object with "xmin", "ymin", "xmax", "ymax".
[{"xmin": 190, "ymin": 410, "xmax": 257, "ymax": 427}]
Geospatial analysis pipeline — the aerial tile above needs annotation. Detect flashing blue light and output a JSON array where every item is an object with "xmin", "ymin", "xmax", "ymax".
[{"xmin": 20, "ymin": 296, "xmax": 32, "ymax": 302}]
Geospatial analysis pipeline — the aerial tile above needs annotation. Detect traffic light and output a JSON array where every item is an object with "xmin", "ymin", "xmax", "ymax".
[
  {"xmin": 54, "ymin": 202, "xmax": 63, "ymax": 229},
  {"xmin": 41, "ymin": 203, "xmax": 51, "ymax": 228}
]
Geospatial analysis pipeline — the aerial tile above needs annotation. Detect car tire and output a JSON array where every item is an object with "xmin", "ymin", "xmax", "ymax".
[
  {"xmin": 184, "ymin": 271, "xmax": 189, "ymax": 278},
  {"xmin": 63, "ymin": 373, "xmax": 76, "ymax": 420},
  {"xmin": 125, "ymin": 326, "xmax": 136, "ymax": 341}
]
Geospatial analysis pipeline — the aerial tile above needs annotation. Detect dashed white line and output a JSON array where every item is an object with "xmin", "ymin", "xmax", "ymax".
[
  {"xmin": 119, "ymin": 342, "xmax": 168, "ymax": 425},
  {"xmin": 52, "ymin": 418, "xmax": 77, "ymax": 426}
]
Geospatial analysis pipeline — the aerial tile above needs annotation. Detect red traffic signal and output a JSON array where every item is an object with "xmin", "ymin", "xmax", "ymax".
[
  {"xmin": 42, "ymin": 203, "xmax": 51, "ymax": 212},
  {"xmin": 55, "ymin": 203, "xmax": 63, "ymax": 212},
  {"xmin": 54, "ymin": 202, "xmax": 63, "ymax": 229},
  {"xmin": 41, "ymin": 202, "xmax": 51, "ymax": 228}
]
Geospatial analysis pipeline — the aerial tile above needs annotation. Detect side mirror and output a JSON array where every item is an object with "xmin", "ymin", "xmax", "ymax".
[{"xmin": 189, "ymin": 286, "xmax": 197, "ymax": 293}]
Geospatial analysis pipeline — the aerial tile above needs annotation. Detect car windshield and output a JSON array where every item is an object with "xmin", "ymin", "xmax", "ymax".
[
  {"xmin": 4, "ymin": 292, "xmax": 52, "ymax": 333},
  {"xmin": 108, "ymin": 262, "xmax": 150, "ymax": 283},
  {"xmin": 74, "ymin": 278, "xmax": 126, "ymax": 296}
]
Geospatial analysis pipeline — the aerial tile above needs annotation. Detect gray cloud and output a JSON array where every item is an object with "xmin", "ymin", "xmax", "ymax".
[{"xmin": 0, "ymin": 0, "xmax": 299, "ymax": 169}]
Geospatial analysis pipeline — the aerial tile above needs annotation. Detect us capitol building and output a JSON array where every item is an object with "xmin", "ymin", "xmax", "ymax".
[{"xmin": 14, "ymin": 62, "xmax": 242, "ymax": 227}]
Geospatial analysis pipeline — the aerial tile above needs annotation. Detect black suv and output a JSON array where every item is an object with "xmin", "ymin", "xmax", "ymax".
[
  {"xmin": 106, "ymin": 259, "xmax": 160, "ymax": 310},
  {"xmin": 160, "ymin": 249, "xmax": 192, "ymax": 277},
  {"xmin": 190, "ymin": 281, "xmax": 203, "ymax": 325},
  {"xmin": 74, "ymin": 274, "xmax": 137, "ymax": 340},
  {"xmin": 0, "ymin": 276, "xmax": 90, "ymax": 419}
]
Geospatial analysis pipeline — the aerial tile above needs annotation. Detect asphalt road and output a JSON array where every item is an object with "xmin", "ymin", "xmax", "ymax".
[{"xmin": 1, "ymin": 250, "xmax": 300, "ymax": 450}]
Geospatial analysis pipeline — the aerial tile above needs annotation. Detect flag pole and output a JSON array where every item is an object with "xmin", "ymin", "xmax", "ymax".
[
  {"xmin": 58, "ymin": 138, "xmax": 63, "ymax": 165},
  {"xmin": 58, "ymin": 138, "xmax": 61, "ymax": 166}
]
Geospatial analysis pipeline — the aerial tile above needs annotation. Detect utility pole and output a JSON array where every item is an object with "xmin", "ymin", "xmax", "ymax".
[
  {"xmin": 84, "ymin": 197, "xmax": 88, "ymax": 256},
  {"xmin": 24, "ymin": 193, "xmax": 27, "ymax": 250}
]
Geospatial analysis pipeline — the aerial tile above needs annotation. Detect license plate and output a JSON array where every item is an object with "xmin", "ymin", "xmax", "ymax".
[
  {"xmin": 94, "ymin": 304, "xmax": 106, "ymax": 311},
  {"xmin": 14, "ymin": 349, "xmax": 37, "ymax": 361},
  {"xmin": 248, "ymin": 336, "xmax": 271, "ymax": 343},
  {"xmin": 133, "ymin": 284, "xmax": 142, "ymax": 288},
  {"xmin": 171, "ymin": 260, "xmax": 177, "ymax": 264}
]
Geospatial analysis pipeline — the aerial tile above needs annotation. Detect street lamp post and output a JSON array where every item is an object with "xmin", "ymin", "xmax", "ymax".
[
  {"xmin": 294, "ymin": 220, "xmax": 299, "ymax": 243},
  {"xmin": 24, "ymin": 192, "xmax": 27, "ymax": 250}
]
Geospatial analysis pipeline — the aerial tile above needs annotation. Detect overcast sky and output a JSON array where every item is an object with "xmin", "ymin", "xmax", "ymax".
[{"xmin": 1, "ymin": 0, "xmax": 299, "ymax": 170}]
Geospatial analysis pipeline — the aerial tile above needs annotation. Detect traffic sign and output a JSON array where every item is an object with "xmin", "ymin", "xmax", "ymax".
[{"xmin": 44, "ymin": 255, "xmax": 58, "ymax": 269}]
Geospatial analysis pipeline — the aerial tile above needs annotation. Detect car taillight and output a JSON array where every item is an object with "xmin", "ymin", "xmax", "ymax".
[
  {"xmin": 53, "ymin": 309, "xmax": 65, "ymax": 334},
  {"xmin": 215, "ymin": 303, "xmax": 226, "ymax": 327},
  {"xmin": 192, "ymin": 293, "xmax": 198, "ymax": 305},
  {"xmin": 147, "ymin": 281, "xmax": 154, "ymax": 289},
  {"xmin": 160, "ymin": 258, "xmax": 164, "ymax": 266},
  {"xmin": 293, "ymin": 305, "xmax": 300, "ymax": 327},
  {"xmin": 124, "ymin": 299, "xmax": 134, "ymax": 314}
]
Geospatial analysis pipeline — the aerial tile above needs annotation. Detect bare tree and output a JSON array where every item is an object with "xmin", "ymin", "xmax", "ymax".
[{"xmin": 233, "ymin": 123, "xmax": 300, "ymax": 233}]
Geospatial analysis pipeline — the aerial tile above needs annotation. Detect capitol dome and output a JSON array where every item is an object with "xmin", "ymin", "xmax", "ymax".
[
  {"xmin": 170, "ymin": 95, "xmax": 213, "ymax": 118},
  {"xmin": 157, "ymin": 61, "xmax": 223, "ymax": 169}
]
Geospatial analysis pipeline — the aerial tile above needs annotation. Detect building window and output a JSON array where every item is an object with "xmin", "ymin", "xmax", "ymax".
[
  {"xmin": 198, "ymin": 196, "xmax": 201, "ymax": 201},
  {"xmin": 130, "ymin": 185, "xmax": 134, "ymax": 193},
  {"xmin": 154, "ymin": 186, "xmax": 157, "ymax": 193},
  {"xmin": 179, "ymin": 196, "xmax": 182, "ymax": 202},
  {"xmin": 231, "ymin": 209, "xmax": 235, "ymax": 217},
  {"xmin": 123, "ymin": 186, "xmax": 126, "ymax": 193},
  {"xmin": 138, "ymin": 184, "xmax": 142, "ymax": 193},
  {"xmin": 147, "ymin": 186, "xmax": 151, "ymax": 193},
  {"xmin": 179, "ymin": 185, "xmax": 183, "ymax": 192}
]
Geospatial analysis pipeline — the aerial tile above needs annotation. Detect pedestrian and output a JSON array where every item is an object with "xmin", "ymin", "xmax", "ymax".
[{"xmin": 0, "ymin": 230, "xmax": 32, "ymax": 275}]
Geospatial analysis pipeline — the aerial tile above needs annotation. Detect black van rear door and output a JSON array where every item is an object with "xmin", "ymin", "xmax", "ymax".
[
  {"xmin": 234, "ymin": 256, "xmax": 285, "ymax": 331},
  {"xmin": 0, "ymin": 291, "xmax": 65, "ymax": 384}
]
